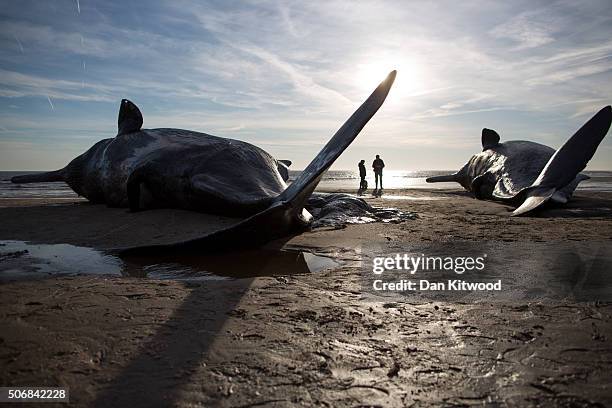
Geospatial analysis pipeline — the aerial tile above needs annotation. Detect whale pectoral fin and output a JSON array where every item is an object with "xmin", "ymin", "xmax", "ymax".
[
  {"xmin": 471, "ymin": 173, "xmax": 497, "ymax": 199},
  {"xmin": 481, "ymin": 128, "xmax": 500, "ymax": 150},
  {"xmin": 117, "ymin": 99, "xmax": 143, "ymax": 136},
  {"xmin": 491, "ymin": 178, "xmax": 518, "ymax": 200},
  {"xmin": 511, "ymin": 186, "xmax": 556, "ymax": 216}
]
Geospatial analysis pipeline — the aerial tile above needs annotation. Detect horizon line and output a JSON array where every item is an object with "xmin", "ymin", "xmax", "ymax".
[{"xmin": 2, "ymin": 168, "xmax": 612, "ymax": 173}]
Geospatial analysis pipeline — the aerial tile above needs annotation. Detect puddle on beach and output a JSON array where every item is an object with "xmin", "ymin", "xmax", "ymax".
[
  {"xmin": 0, "ymin": 240, "xmax": 340, "ymax": 282},
  {"xmin": 378, "ymin": 195, "xmax": 447, "ymax": 201},
  {"xmin": 352, "ymin": 193, "xmax": 447, "ymax": 201}
]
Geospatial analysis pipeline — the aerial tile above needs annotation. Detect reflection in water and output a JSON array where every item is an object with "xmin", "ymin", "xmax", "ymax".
[
  {"xmin": 379, "ymin": 195, "xmax": 447, "ymax": 201},
  {"xmin": 121, "ymin": 249, "xmax": 340, "ymax": 280},
  {"xmin": 0, "ymin": 240, "xmax": 122, "ymax": 280},
  {"xmin": 0, "ymin": 241, "xmax": 340, "ymax": 282}
]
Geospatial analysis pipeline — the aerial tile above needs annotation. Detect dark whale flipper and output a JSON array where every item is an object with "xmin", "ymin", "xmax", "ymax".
[
  {"xmin": 117, "ymin": 70, "xmax": 397, "ymax": 256},
  {"xmin": 512, "ymin": 105, "xmax": 612, "ymax": 216},
  {"xmin": 276, "ymin": 70, "xmax": 397, "ymax": 217},
  {"xmin": 117, "ymin": 99, "xmax": 143, "ymax": 136},
  {"xmin": 10, "ymin": 169, "xmax": 64, "ymax": 184},
  {"xmin": 481, "ymin": 128, "xmax": 500, "ymax": 150}
]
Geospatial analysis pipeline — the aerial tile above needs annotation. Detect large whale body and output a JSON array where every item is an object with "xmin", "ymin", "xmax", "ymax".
[
  {"xmin": 14, "ymin": 103, "xmax": 295, "ymax": 217},
  {"xmin": 12, "ymin": 71, "xmax": 397, "ymax": 254},
  {"xmin": 426, "ymin": 106, "xmax": 611, "ymax": 216}
]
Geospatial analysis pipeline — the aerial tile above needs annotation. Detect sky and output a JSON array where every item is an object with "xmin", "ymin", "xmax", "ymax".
[{"xmin": 0, "ymin": 0, "xmax": 611, "ymax": 171}]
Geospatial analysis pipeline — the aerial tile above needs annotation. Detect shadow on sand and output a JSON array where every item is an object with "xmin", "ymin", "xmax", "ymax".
[
  {"xmin": 438, "ymin": 190, "xmax": 612, "ymax": 218},
  {"xmin": 92, "ymin": 242, "xmax": 328, "ymax": 406},
  {"xmin": 93, "ymin": 279, "xmax": 252, "ymax": 407}
]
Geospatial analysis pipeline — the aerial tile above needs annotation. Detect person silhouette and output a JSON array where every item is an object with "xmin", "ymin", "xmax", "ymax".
[
  {"xmin": 358, "ymin": 160, "xmax": 367, "ymax": 190},
  {"xmin": 372, "ymin": 154, "xmax": 385, "ymax": 190}
]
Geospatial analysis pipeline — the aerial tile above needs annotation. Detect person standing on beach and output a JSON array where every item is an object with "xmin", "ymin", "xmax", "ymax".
[
  {"xmin": 358, "ymin": 160, "xmax": 367, "ymax": 189},
  {"xmin": 372, "ymin": 154, "xmax": 385, "ymax": 189}
]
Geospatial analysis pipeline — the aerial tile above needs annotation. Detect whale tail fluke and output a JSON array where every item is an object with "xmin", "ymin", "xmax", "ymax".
[
  {"xmin": 511, "ymin": 186, "xmax": 557, "ymax": 216},
  {"xmin": 118, "ymin": 70, "xmax": 397, "ymax": 256},
  {"xmin": 11, "ymin": 169, "xmax": 65, "ymax": 184},
  {"xmin": 426, "ymin": 174, "xmax": 458, "ymax": 183},
  {"xmin": 512, "ymin": 105, "xmax": 612, "ymax": 216},
  {"xmin": 275, "ymin": 70, "xmax": 397, "ymax": 220}
]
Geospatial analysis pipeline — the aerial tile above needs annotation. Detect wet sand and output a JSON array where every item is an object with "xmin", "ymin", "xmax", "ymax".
[{"xmin": 1, "ymin": 189, "xmax": 612, "ymax": 407}]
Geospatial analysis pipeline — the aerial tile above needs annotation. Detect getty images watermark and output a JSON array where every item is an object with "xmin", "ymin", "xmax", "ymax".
[
  {"xmin": 359, "ymin": 241, "xmax": 612, "ymax": 302},
  {"xmin": 370, "ymin": 253, "xmax": 502, "ymax": 293}
]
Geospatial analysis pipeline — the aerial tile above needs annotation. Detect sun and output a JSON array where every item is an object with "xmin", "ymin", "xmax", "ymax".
[{"xmin": 355, "ymin": 55, "xmax": 423, "ymax": 98}]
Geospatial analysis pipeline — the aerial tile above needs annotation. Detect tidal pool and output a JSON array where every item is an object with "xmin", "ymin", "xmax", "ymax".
[{"xmin": 0, "ymin": 240, "xmax": 340, "ymax": 282}]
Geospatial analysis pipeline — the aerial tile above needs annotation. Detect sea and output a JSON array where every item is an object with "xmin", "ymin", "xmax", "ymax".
[{"xmin": 1, "ymin": 170, "xmax": 612, "ymax": 199}]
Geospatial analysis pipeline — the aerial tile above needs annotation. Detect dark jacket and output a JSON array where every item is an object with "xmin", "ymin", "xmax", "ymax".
[
  {"xmin": 358, "ymin": 162, "xmax": 366, "ymax": 177},
  {"xmin": 372, "ymin": 158, "xmax": 385, "ymax": 173}
]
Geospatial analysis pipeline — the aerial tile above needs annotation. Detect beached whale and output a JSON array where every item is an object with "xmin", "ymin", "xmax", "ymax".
[
  {"xmin": 426, "ymin": 106, "xmax": 611, "ymax": 216},
  {"xmin": 13, "ymin": 99, "xmax": 296, "ymax": 217},
  {"xmin": 12, "ymin": 71, "xmax": 397, "ymax": 254}
]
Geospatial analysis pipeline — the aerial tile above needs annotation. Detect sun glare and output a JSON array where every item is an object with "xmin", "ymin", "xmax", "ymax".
[{"xmin": 355, "ymin": 56, "xmax": 424, "ymax": 99}]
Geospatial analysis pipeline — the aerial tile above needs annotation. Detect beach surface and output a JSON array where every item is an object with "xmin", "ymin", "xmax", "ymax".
[{"xmin": 1, "ymin": 188, "xmax": 612, "ymax": 407}]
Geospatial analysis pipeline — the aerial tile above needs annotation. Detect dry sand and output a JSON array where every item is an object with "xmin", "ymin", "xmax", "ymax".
[{"xmin": 1, "ymin": 189, "xmax": 612, "ymax": 407}]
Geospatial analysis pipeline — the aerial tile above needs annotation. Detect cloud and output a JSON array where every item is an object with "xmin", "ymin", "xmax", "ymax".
[
  {"xmin": 0, "ymin": 69, "xmax": 116, "ymax": 102},
  {"xmin": 523, "ymin": 41, "xmax": 612, "ymax": 85},
  {"xmin": 230, "ymin": 43, "xmax": 352, "ymax": 107},
  {"xmin": 0, "ymin": 0, "xmax": 611, "ymax": 170},
  {"xmin": 490, "ymin": 11, "xmax": 557, "ymax": 49}
]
